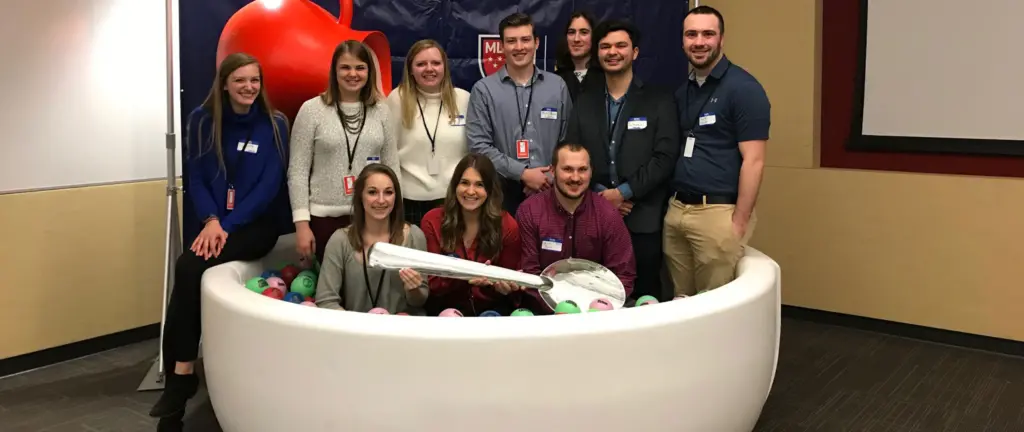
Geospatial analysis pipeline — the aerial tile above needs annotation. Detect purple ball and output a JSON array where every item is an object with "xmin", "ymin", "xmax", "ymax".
[{"xmin": 368, "ymin": 307, "xmax": 390, "ymax": 315}]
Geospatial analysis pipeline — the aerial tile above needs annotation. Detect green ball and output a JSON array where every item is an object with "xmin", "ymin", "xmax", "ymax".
[
  {"xmin": 245, "ymin": 277, "xmax": 269, "ymax": 294},
  {"xmin": 510, "ymin": 308, "xmax": 534, "ymax": 317},
  {"xmin": 554, "ymin": 300, "xmax": 580, "ymax": 315},
  {"xmin": 290, "ymin": 274, "xmax": 316, "ymax": 297},
  {"xmin": 298, "ymin": 269, "xmax": 317, "ymax": 280},
  {"xmin": 635, "ymin": 295, "xmax": 659, "ymax": 306}
]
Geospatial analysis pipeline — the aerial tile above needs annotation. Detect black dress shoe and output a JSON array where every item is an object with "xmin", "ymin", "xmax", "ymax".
[
  {"xmin": 149, "ymin": 373, "xmax": 198, "ymax": 418},
  {"xmin": 156, "ymin": 410, "xmax": 185, "ymax": 432}
]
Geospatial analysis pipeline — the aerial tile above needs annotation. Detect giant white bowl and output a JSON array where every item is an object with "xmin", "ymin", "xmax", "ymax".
[{"xmin": 201, "ymin": 234, "xmax": 781, "ymax": 432}]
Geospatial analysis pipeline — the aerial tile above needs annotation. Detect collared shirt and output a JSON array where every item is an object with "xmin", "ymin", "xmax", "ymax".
[
  {"xmin": 593, "ymin": 80, "xmax": 637, "ymax": 199},
  {"xmin": 515, "ymin": 188, "xmax": 636, "ymax": 302},
  {"xmin": 466, "ymin": 65, "xmax": 573, "ymax": 181},
  {"xmin": 672, "ymin": 56, "xmax": 771, "ymax": 195}
]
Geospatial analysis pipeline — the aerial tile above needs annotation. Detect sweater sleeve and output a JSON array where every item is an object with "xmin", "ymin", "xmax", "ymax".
[
  {"xmin": 183, "ymin": 112, "xmax": 219, "ymax": 223},
  {"xmin": 405, "ymin": 225, "xmax": 430, "ymax": 307},
  {"xmin": 287, "ymin": 99, "xmax": 317, "ymax": 222},
  {"xmin": 315, "ymin": 230, "xmax": 348, "ymax": 310},
  {"xmin": 220, "ymin": 117, "xmax": 288, "ymax": 233},
  {"xmin": 421, "ymin": 210, "xmax": 458, "ymax": 297},
  {"xmin": 379, "ymin": 104, "xmax": 402, "ymax": 184},
  {"xmin": 600, "ymin": 205, "xmax": 636, "ymax": 298}
]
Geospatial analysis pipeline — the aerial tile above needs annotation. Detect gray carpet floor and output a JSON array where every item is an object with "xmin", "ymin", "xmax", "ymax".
[{"xmin": 2, "ymin": 318, "xmax": 1024, "ymax": 431}]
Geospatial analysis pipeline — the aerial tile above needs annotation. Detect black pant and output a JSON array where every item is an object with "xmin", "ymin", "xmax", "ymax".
[
  {"xmin": 162, "ymin": 215, "xmax": 279, "ymax": 368},
  {"xmin": 502, "ymin": 179, "xmax": 527, "ymax": 216},
  {"xmin": 403, "ymin": 198, "xmax": 444, "ymax": 227},
  {"xmin": 631, "ymin": 230, "xmax": 665, "ymax": 301}
]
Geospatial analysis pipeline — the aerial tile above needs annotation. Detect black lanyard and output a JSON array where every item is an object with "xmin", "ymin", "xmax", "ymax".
[
  {"xmin": 361, "ymin": 247, "xmax": 385, "ymax": 308},
  {"xmin": 225, "ymin": 126, "xmax": 256, "ymax": 188},
  {"xmin": 513, "ymin": 71, "xmax": 536, "ymax": 139},
  {"xmin": 335, "ymin": 102, "xmax": 367, "ymax": 171},
  {"xmin": 416, "ymin": 98, "xmax": 443, "ymax": 154},
  {"xmin": 684, "ymin": 64, "xmax": 731, "ymax": 133}
]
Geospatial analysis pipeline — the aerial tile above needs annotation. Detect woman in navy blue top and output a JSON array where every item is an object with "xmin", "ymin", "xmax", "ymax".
[{"xmin": 149, "ymin": 52, "xmax": 289, "ymax": 427}]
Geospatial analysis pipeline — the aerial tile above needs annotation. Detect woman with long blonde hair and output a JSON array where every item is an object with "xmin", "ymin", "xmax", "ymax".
[
  {"xmin": 289, "ymin": 40, "xmax": 400, "ymax": 264},
  {"xmin": 148, "ymin": 52, "xmax": 289, "ymax": 427},
  {"xmin": 385, "ymin": 39, "xmax": 471, "ymax": 225}
]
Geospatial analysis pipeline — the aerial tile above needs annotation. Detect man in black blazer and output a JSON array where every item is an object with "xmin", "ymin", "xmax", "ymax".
[{"xmin": 565, "ymin": 19, "xmax": 680, "ymax": 302}]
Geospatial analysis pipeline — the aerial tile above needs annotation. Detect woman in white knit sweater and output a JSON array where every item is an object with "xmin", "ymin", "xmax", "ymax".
[
  {"xmin": 288, "ymin": 40, "xmax": 400, "ymax": 263},
  {"xmin": 385, "ymin": 39, "xmax": 470, "ymax": 226}
]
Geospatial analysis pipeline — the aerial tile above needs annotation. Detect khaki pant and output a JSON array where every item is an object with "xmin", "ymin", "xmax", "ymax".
[{"xmin": 662, "ymin": 197, "xmax": 757, "ymax": 297}]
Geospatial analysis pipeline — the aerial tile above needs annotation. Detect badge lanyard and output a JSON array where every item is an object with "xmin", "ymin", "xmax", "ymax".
[
  {"xmin": 335, "ymin": 102, "xmax": 367, "ymax": 171},
  {"xmin": 684, "ymin": 65, "xmax": 731, "ymax": 135},
  {"xmin": 361, "ymin": 247, "xmax": 385, "ymax": 308},
  {"xmin": 417, "ymin": 98, "xmax": 443, "ymax": 155},
  {"xmin": 514, "ymin": 74, "xmax": 536, "ymax": 139},
  {"xmin": 225, "ymin": 126, "xmax": 256, "ymax": 191}
]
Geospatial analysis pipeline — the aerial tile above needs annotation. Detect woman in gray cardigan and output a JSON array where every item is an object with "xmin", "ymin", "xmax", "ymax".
[{"xmin": 314, "ymin": 164, "xmax": 429, "ymax": 314}]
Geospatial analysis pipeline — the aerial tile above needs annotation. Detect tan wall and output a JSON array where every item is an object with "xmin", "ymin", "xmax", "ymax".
[
  {"xmin": 707, "ymin": 0, "xmax": 1024, "ymax": 341},
  {"xmin": 0, "ymin": 181, "xmax": 170, "ymax": 359}
]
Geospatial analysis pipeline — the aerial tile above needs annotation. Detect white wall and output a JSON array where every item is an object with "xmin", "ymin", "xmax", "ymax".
[{"xmin": 0, "ymin": 0, "xmax": 182, "ymax": 194}]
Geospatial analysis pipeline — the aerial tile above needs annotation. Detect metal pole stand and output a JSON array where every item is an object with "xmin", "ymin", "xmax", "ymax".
[{"xmin": 139, "ymin": 0, "xmax": 179, "ymax": 392}]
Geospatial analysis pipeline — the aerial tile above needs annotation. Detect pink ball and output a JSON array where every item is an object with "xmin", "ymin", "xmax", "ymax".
[
  {"xmin": 266, "ymin": 277, "xmax": 287, "ymax": 294},
  {"xmin": 439, "ymin": 308, "xmax": 464, "ymax": 317},
  {"xmin": 300, "ymin": 301, "xmax": 316, "ymax": 307},
  {"xmin": 589, "ymin": 298, "xmax": 614, "ymax": 311},
  {"xmin": 368, "ymin": 307, "xmax": 390, "ymax": 315}
]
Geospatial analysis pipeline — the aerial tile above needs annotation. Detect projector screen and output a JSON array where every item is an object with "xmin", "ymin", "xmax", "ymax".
[
  {"xmin": 860, "ymin": 0, "xmax": 1022, "ymax": 142},
  {"xmin": 0, "ymin": 0, "xmax": 181, "ymax": 194}
]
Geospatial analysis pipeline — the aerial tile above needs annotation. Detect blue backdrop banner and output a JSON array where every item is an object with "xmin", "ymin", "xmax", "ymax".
[{"xmin": 178, "ymin": 0, "xmax": 690, "ymax": 243}]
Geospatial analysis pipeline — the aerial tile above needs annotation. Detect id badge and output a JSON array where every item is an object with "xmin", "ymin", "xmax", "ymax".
[
  {"xmin": 427, "ymin": 156, "xmax": 440, "ymax": 175},
  {"xmin": 226, "ymin": 188, "xmax": 236, "ymax": 210},
  {"xmin": 541, "ymin": 237, "xmax": 563, "ymax": 252},
  {"xmin": 344, "ymin": 176, "xmax": 356, "ymax": 195},
  {"xmin": 366, "ymin": 156, "xmax": 380, "ymax": 164},
  {"xmin": 516, "ymin": 139, "xmax": 530, "ymax": 159},
  {"xmin": 683, "ymin": 136, "xmax": 696, "ymax": 158}
]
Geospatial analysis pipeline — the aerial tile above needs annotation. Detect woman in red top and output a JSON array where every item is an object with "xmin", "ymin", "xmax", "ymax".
[{"xmin": 420, "ymin": 154, "xmax": 522, "ymax": 316}]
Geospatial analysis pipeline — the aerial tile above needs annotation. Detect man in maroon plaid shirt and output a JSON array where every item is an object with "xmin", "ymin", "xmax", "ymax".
[{"xmin": 513, "ymin": 141, "xmax": 636, "ymax": 313}]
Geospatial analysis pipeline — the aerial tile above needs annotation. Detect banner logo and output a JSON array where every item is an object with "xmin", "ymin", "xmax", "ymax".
[{"xmin": 478, "ymin": 34, "xmax": 548, "ymax": 78}]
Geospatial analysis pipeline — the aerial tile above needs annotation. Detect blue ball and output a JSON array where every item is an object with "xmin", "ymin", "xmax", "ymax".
[
  {"xmin": 479, "ymin": 310, "xmax": 502, "ymax": 317},
  {"xmin": 261, "ymin": 270, "xmax": 282, "ymax": 280},
  {"xmin": 283, "ymin": 292, "xmax": 304, "ymax": 304}
]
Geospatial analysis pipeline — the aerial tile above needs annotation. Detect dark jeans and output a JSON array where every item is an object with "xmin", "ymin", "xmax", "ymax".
[
  {"xmin": 162, "ymin": 215, "xmax": 279, "ymax": 368},
  {"xmin": 403, "ymin": 198, "xmax": 444, "ymax": 227},
  {"xmin": 630, "ymin": 230, "xmax": 665, "ymax": 301},
  {"xmin": 310, "ymin": 215, "xmax": 351, "ymax": 264},
  {"xmin": 502, "ymin": 179, "xmax": 527, "ymax": 216}
]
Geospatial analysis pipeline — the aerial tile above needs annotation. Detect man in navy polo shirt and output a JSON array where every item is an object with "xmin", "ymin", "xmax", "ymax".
[{"xmin": 664, "ymin": 5, "xmax": 771, "ymax": 297}]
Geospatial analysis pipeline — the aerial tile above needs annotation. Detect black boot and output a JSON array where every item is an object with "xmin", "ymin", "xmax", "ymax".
[
  {"xmin": 149, "ymin": 372, "xmax": 198, "ymax": 418},
  {"xmin": 156, "ymin": 410, "xmax": 185, "ymax": 432}
]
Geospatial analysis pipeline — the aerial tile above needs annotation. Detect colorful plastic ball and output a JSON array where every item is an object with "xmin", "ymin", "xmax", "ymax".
[
  {"xmin": 290, "ymin": 274, "xmax": 316, "ymax": 297},
  {"xmin": 479, "ymin": 310, "xmax": 501, "ymax": 317},
  {"xmin": 262, "ymin": 288, "xmax": 284, "ymax": 300},
  {"xmin": 396, "ymin": 312, "xmax": 410, "ymax": 316},
  {"xmin": 280, "ymin": 265, "xmax": 301, "ymax": 286},
  {"xmin": 439, "ymin": 308, "xmax": 464, "ymax": 317},
  {"xmin": 297, "ymin": 269, "xmax": 317, "ymax": 281},
  {"xmin": 283, "ymin": 292, "xmax": 304, "ymax": 304},
  {"xmin": 245, "ymin": 277, "xmax": 269, "ymax": 294},
  {"xmin": 635, "ymin": 295, "xmax": 659, "ymax": 306},
  {"xmin": 261, "ymin": 270, "xmax": 282, "ymax": 280},
  {"xmin": 265, "ymin": 277, "xmax": 287, "ymax": 293},
  {"xmin": 510, "ymin": 308, "xmax": 534, "ymax": 317},
  {"xmin": 554, "ymin": 300, "xmax": 581, "ymax": 315},
  {"xmin": 368, "ymin": 307, "xmax": 390, "ymax": 315},
  {"xmin": 300, "ymin": 301, "xmax": 316, "ymax": 307},
  {"xmin": 588, "ymin": 298, "xmax": 614, "ymax": 311}
]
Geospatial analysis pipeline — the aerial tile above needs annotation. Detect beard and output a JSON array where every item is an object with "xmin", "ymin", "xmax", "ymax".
[
  {"xmin": 555, "ymin": 181, "xmax": 585, "ymax": 200},
  {"xmin": 686, "ymin": 42, "xmax": 722, "ymax": 69}
]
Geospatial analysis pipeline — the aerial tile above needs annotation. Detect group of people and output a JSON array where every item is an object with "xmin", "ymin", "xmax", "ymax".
[{"xmin": 149, "ymin": 5, "xmax": 769, "ymax": 431}]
